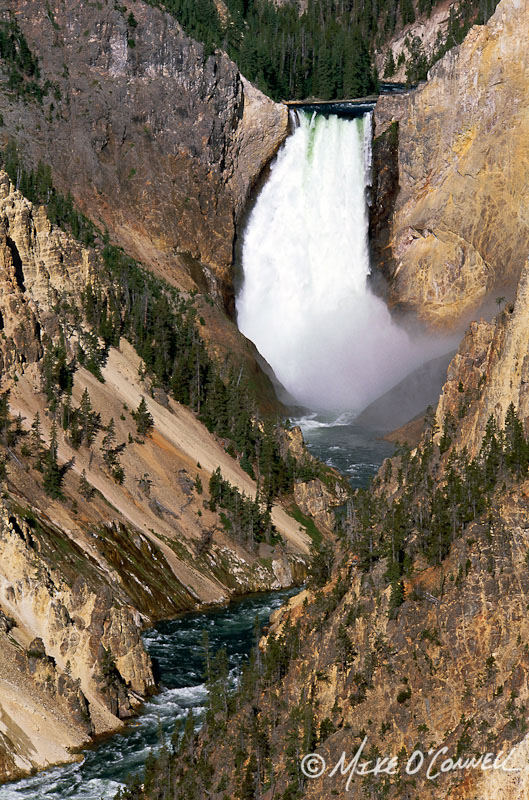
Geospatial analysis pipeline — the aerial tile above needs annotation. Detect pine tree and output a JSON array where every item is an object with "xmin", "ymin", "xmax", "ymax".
[
  {"xmin": 79, "ymin": 468, "xmax": 94, "ymax": 501},
  {"xmin": 79, "ymin": 388, "xmax": 101, "ymax": 447},
  {"xmin": 101, "ymin": 417, "xmax": 126, "ymax": 483},
  {"xmin": 102, "ymin": 418, "xmax": 116, "ymax": 465},
  {"xmin": 31, "ymin": 411, "xmax": 45, "ymax": 470},
  {"xmin": 43, "ymin": 422, "xmax": 63, "ymax": 499},
  {"xmin": 132, "ymin": 396, "xmax": 154, "ymax": 439},
  {"xmin": 480, "ymin": 415, "xmax": 503, "ymax": 491},
  {"xmin": 0, "ymin": 389, "xmax": 11, "ymax": 445},
  {"xmin": 504, "ymin": 403, "xmax": 528, "ymax": 477},
  {"xmin": 388, "ymin": 579, "xmax": 404, "ymax": 618},
  {"xmin": 61, "ymin": 395, "xmax": 73, "ymax": 431},
  {"xmin": 383, "ymin": 49, "xmax": 396, "ymax": 77},
  {"xmin": 400, "ymin": 0, "xmax": 416, "ymax": 26}
]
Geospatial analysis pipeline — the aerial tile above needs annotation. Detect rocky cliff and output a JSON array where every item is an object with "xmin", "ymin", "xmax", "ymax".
[
  {"xmin": 0, "ymin": 0, "xmax": 288, "ymax": 304},
  {"xmin": 0, "ymin": 501, "xmax": 152, "ymax": 780},
  {"xmin": 434, "ymin": 259, "xmax": 529, "ymax": 457},
  {"xmin": 373, "ymin": 0, "xmax": 529, "ymax": 328},
  {"xmin": 0, "ymin": 170, "xmax": 345, "ymax": 782}
]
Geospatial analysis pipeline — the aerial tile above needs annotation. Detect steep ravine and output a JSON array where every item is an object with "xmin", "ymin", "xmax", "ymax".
[{"xmin": 0, "ymin": 169, "xmax": 348, "ymax": 782}]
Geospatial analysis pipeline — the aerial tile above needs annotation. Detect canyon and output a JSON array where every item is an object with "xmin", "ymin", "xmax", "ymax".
[
  {"xmin": 0, "ymin": 0, "xmax": 529, "ymax": 795},
  {"xmin": 116, "ymin": 1, "xmax": 529, "ymax": 800}
]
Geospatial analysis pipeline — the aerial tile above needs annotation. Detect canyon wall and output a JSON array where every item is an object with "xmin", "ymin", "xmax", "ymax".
[
  {"xmin": 373, "ymin": 0, "xmax": 529, "ymax": 328},
  {"xmin": 0, "ymin": 0, "xmax": 288, "ymax": 301},
  {"xmin": 0, "ymin": 172, "xmax": 342, "ymax": 781}
]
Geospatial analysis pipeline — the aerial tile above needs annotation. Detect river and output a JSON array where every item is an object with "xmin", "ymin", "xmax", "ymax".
[
  {"xmin": 297, "ymin": 413, "xmax": 394, "ymax": 488},
  {"xmin": 0, "ymin": 589, "xmax": 299, "ymax": 800},
  {"xmin": 0, "ymin": 420, "xmax": 392, "ymax": 800}
]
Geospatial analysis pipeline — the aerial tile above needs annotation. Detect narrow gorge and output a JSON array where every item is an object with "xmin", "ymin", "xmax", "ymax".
[{"xmin": 0, "ymin": 0, "xmax": 528, "ymax": 798}]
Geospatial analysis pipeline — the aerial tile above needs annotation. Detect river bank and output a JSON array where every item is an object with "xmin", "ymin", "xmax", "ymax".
[{"xmin": 0, "ymin": 589, "xmax": 300, "ymax": 800}]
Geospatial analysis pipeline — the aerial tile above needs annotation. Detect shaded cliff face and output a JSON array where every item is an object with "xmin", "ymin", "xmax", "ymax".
[
  {"xmin": 368, "ymin": 120, "xmax": 400, "ymax": 290},
  {"xmin": 435, "ymin": 260, "xmax": 529, "ymax": 458},
  {"xmin": 373, "ymin": 0, "xmax": 529, "ymax": 328},
  {"xmin": 0, "ymin": 0, "xmax": 288, "ymax": 300}
]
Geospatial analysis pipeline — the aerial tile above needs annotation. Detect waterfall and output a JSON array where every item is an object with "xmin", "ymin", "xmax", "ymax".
[{"xmin": 236, "ymin": 110, "xmax": 438, "ymax": 414}]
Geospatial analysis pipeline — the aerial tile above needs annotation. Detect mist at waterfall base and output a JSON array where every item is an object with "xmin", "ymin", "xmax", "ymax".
[{"xmin": 236, "ymin": 111, "xmax": 452, "ymax": 420}]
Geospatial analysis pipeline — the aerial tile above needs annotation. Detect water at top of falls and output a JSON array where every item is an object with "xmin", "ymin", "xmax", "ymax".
[{"xmin": 236, "ymin": 111, "xmax": 447, "ymax": 415}]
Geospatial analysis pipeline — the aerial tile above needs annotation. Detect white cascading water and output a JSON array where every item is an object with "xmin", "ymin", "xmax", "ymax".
[{"xmin": 236, "ymin": 111, "xmax": 436, "ymax": 414}]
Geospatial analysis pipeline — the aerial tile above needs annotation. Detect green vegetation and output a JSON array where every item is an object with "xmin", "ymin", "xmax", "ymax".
[
  {"xmin": 394, "ymin": 0, "xmax": 501, "ymax": 83},
  {"xmin": 350, "ymin": 403, "xmax": 529, "ymax": 581},
  {"xmin": 147, "ymin": 0, "xmax": 500, "ymax": 100},
  {"xmin": 61, "ymin": 388, "xmax": 102, "ymax": 450},
  {"xmin": 208, "ymin": 467, "xmax": 282, "ymax": 548},
  {"xmin": 396, "ymin": 685, "xmax": 412, "ymax": 703},
  {"xmin": 132, "ymin": 396, "xmax": 154, "ymax": 439},
  {"xmin": 308, "ymin": 539, "xmax": 334, "ymax": 587},
  {"xmin": 288, "ymin": 503, "xmax": 322, "ymax": 547},
  {"xmin": 42, "ymin": 421, "xmax": 68, "ymax": 498},
  {"xmin": 148, "ymin": 0, "xmax": 378, "ymax": 100},
  {"xmin": 0, "ymin": 16, "xmax": 46, "ymax": 101},
  {"xmin": 101, "ymin": 418, "xmax": 126, "ymax": 484},
  {"xmin": 79, "ymin": 468, "xmax": 95, "ymax": 501},
  {"xmin": 0, "ymin": 142, "xmax": 96, "ymax": 246},
  {"xmin": 41, "ymin": 333, "xmax": 77, "ymax": 413}
]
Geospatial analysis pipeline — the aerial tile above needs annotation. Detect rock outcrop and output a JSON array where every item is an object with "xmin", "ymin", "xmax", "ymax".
[
  {"xmin": 0, "ymin": 0, "xmax": 288, "ymax": 301},
  {"xmin": 0, "ymin": 501, "xmax": 153, "ymax": 780},
  {"xmin": 435, "ymin": 259, "xmax": 529, "ymax": 457},
  {"xmin": 373, "ymin": 0, "xmax": 529, "ymax": 328},
  {"xmin": 0, "ymin": 171, "xmax": 335, "ymax": 782},
  {"xmin": 0, "ymin": 170, "xmax": 96, "ymax": 373}
]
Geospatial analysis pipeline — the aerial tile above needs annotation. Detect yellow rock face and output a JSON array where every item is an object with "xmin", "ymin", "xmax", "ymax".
[
  {"xmin": 382, "ymin": 0, "xmax": 529, "ymax": 328},
  {"xmin": 435, "ymin": 258, "xmax": 529, "ymax": 457}
]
